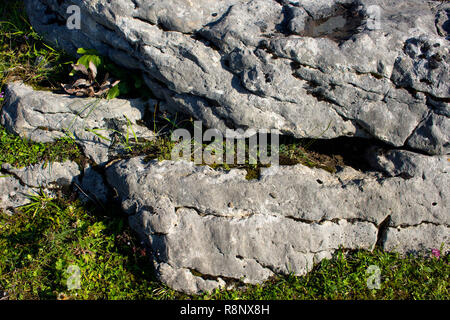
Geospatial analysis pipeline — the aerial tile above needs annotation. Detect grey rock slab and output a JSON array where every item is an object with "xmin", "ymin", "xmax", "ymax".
[
  {"xmin": 406, "ymin": 112, "xmax": 450, "ymax": 155},
  {"xmin": 144, "ymin": 208, "xmax": 375, "ymax": 295},
  {"xmin": 1, "ymin": 82, "xmax": 155, "ymax": 165},
  {"xmin": 435, "ymin": 7, "xmax": 450, "ymax": 38},
  {"xmin": 105, "ymin": 156, "xmax": 449, "ymax": 293},
  {"xmin": 0, "ymin": 160, "xmax": 109, "ymax": 214},
  {"xmin": 391, "ymin": 35, "xmax": 450, "ymax": 99},
  {"xmin": 2, "ymin": 161, "xmax": 80, "ymax": 189},
  {"xmin": 130, "ymin": 0, "xmax": 244, "ymax": 34},
  {"xmin": 25, "ymin": 0, "xmax": 450, "ymax": 154},
  {"xmin": 367, "ymin": 147, "xmax": 449, "ymax": 179},
  {"xmin": 383, "ymin": 224, "xmax": 449, "ymax": 255},
  {"xmin": 107, "ymin": 157, "xmax": 449, "ymax": 227},
  {"xmin": 0, "ymin": 175, "xmax": 38, "ymax": 214},
  {"xmin": 0, "ymin": 160, "xmax": 82, "ymax": 213},
  {"xmin": 156, "ymin": 263, "xmax": 227, "ymax": 295}
]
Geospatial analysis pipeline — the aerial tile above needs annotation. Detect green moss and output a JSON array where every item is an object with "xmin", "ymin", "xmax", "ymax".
[
  {"xmin": 245, "ymin": 166, "xmax": 261, "ymax": 180},
  {"xmin": 0, "ymin": 126, "xmax": 83, "ymax": 168}
]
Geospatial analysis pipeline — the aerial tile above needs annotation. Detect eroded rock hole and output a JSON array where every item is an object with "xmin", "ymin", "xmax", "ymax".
[
  {"xmin": 278, "ymin": 136, "xmax": 389, "ymax": 173},
  {"xmin": 292, "ymin": 3, "xmax": 366, "ymax": 42}
]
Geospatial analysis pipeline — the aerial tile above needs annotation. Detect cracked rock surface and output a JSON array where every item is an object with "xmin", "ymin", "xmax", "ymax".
[
  {"xmin": 1, "ymin": 78, "xmax": 447, "ymax": 294},
  {"xmin": 105, "ymin": 156, "xmax": 448, "ymax": 294},
  {"xmin": 0, "ymin": 160, "xmax": 80, "ymax": 214},
  {"xmin": 25, "ymin": 0, "xmax": 449, "ymax": 154},
  {"xmin": 1, "ymin": 82, "xmax": 155, "ymax": 165},
  {"xmin": 0, "ymin": 175, "xmax": 40, "ymax": 213},
  {"xmin": 0, "ymin": 0, "xmax": 446, "ymax": 294},
  {"xmin": 2, "ymin": 161, "xmax": 80, "ymax": 189},
  {"xmin": 0, "ymin": 158, "xmax": 111, "ymax": 215}
]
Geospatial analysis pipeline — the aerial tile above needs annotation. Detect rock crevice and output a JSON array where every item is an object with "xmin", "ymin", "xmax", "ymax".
[
  {"xmin": 0, "ymin": 0, "xmax": 447, "ymax": 294},
  {"xmin": 24, "ymin": 0, "xmax": 450, "ymax": 154}
]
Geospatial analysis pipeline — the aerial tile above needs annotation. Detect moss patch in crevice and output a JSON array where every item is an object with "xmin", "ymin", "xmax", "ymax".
[{"xmin": 0, "ymin": 125, "xmax": 86, "ymax": 169}]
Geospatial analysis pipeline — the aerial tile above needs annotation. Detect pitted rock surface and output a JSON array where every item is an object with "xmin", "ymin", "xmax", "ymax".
[
  {"xmin": 1, "ymin": 82, "xmax": 155, "ymax": 165},
  {"xmin": 105, "ymin": 156, "xmax": 448, "ymax": 293},
  {"xmin": 24, "ymin": 0, "xmax": 450, "ymax": 154},
  {"xmin": 0, "ymin": 160, "xmax": 80, "ymax": 214},
  {"xmin": 0, "ymin": 0, "xmax": 446, "ymax": 293}
]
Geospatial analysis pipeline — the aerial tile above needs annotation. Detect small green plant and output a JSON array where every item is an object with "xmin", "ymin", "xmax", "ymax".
[
  {"xmin": 122, "ymin": 115, "xmax": 139, "ymax": 152},
  {"xmin": 108, "ymin": 117, "xmax": 140, "ymax": 153},
  {"xmin": 64, "ymin": 48, "xmax": 149, "ymax": 100},
  {"xmin": 82, "ymin": 116, "xmax": 141, "ymax": 154},
  {"xmin": 84, "ymin": 128, "xmax": 111, "ymax": 142}
]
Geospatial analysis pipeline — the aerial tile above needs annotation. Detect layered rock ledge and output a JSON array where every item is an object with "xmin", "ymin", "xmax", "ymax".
[
  {"xmin": 25, "ymin": 0, "xmax": 450, "ymax": 154},
  {"xmin": 105, "ymin": 155, "xmax": 448, "ymax": 293},
  {"xmin": 0, "ymin": 160, "xmax": 80, "ymax": 214},
  {"xmin": 1, "ymin": 78, "xmax": 448, "ymax": 295},
  {"xmin": 2, "ymin": 82, "xmax": 155, "ymax": 165},
  {"xmin": 0, "ymin": 0, "xmax": 447, "ymax": 293}
]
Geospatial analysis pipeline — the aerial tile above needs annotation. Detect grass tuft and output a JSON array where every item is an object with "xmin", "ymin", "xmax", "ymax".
[
  {"xmin": 0, "ymin": 1, "xmax": 73, "ymax": 91},
  {"xmin": 0, "ymin": 126, "xmax": 83, "ymax": 168}
]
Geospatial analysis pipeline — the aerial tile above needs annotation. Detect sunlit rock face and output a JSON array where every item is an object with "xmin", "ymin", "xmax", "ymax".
[
  {"xmin": 25, "ymin": 0, "xmax": 449, "ymax": 154},
  {"xmin": 15, "ymin": 0, "xmax": 450, "ymax": 293}
]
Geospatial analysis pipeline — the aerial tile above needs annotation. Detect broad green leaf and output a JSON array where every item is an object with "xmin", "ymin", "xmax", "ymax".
[
  {"xmin": 77, "ymin": 48, "xmax": 99, "ymax": 55},
  {"xmin": 107, "ymin": 84, "xmax": 120, "ymax": 100},
  {"xmin": 77, "ymin": 54, "xmax": 102, "ymax": 70}
]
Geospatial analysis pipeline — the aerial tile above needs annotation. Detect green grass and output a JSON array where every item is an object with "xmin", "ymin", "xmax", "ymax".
[
  {"xmin": 201, "ymin": 250, "xmax": 449, "ymax": 300},
  {"xmin": 0, "ymin": 126, "xmax": 83, "ymax": 168},
  {"xmin": 0, "ymin": 194, "xmax": 447, "ymax": 300},
  {"xmin": 0, "ymin": 0, "xmax": 73, "ymax": 90},
  {"xmin": 0, "ymin": 195, "xmax": 176, "ymax": 300}
]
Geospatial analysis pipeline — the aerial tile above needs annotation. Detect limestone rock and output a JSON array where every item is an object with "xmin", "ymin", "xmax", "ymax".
[
  {"xmin": 25, "ymin": 0, "xmax": 450, "ymax": 154},
  {"xmin": 383, "ymin": 224, "xmax": 448, "ymax": 255},
  {"xmin": 0, "ymin": 160, "xmax": 81, "ymax": 213},
  {"xmin": 0, "ymin": 175, "xmax": 38, "ymax": 214},
  {"xmin": 2, "ymin": 161, "xmax": 80, "ymax": 189},
  {"xmin": 106, "ymin": 156, "xmax": 449, "ymax": 293},
  {"xmin": 366, "ymin": 148, "xmax": 448, "ymax": 179},
  {"xmin": 1, "ymin": 82, "xmax": 155, "ymax": 165}
]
